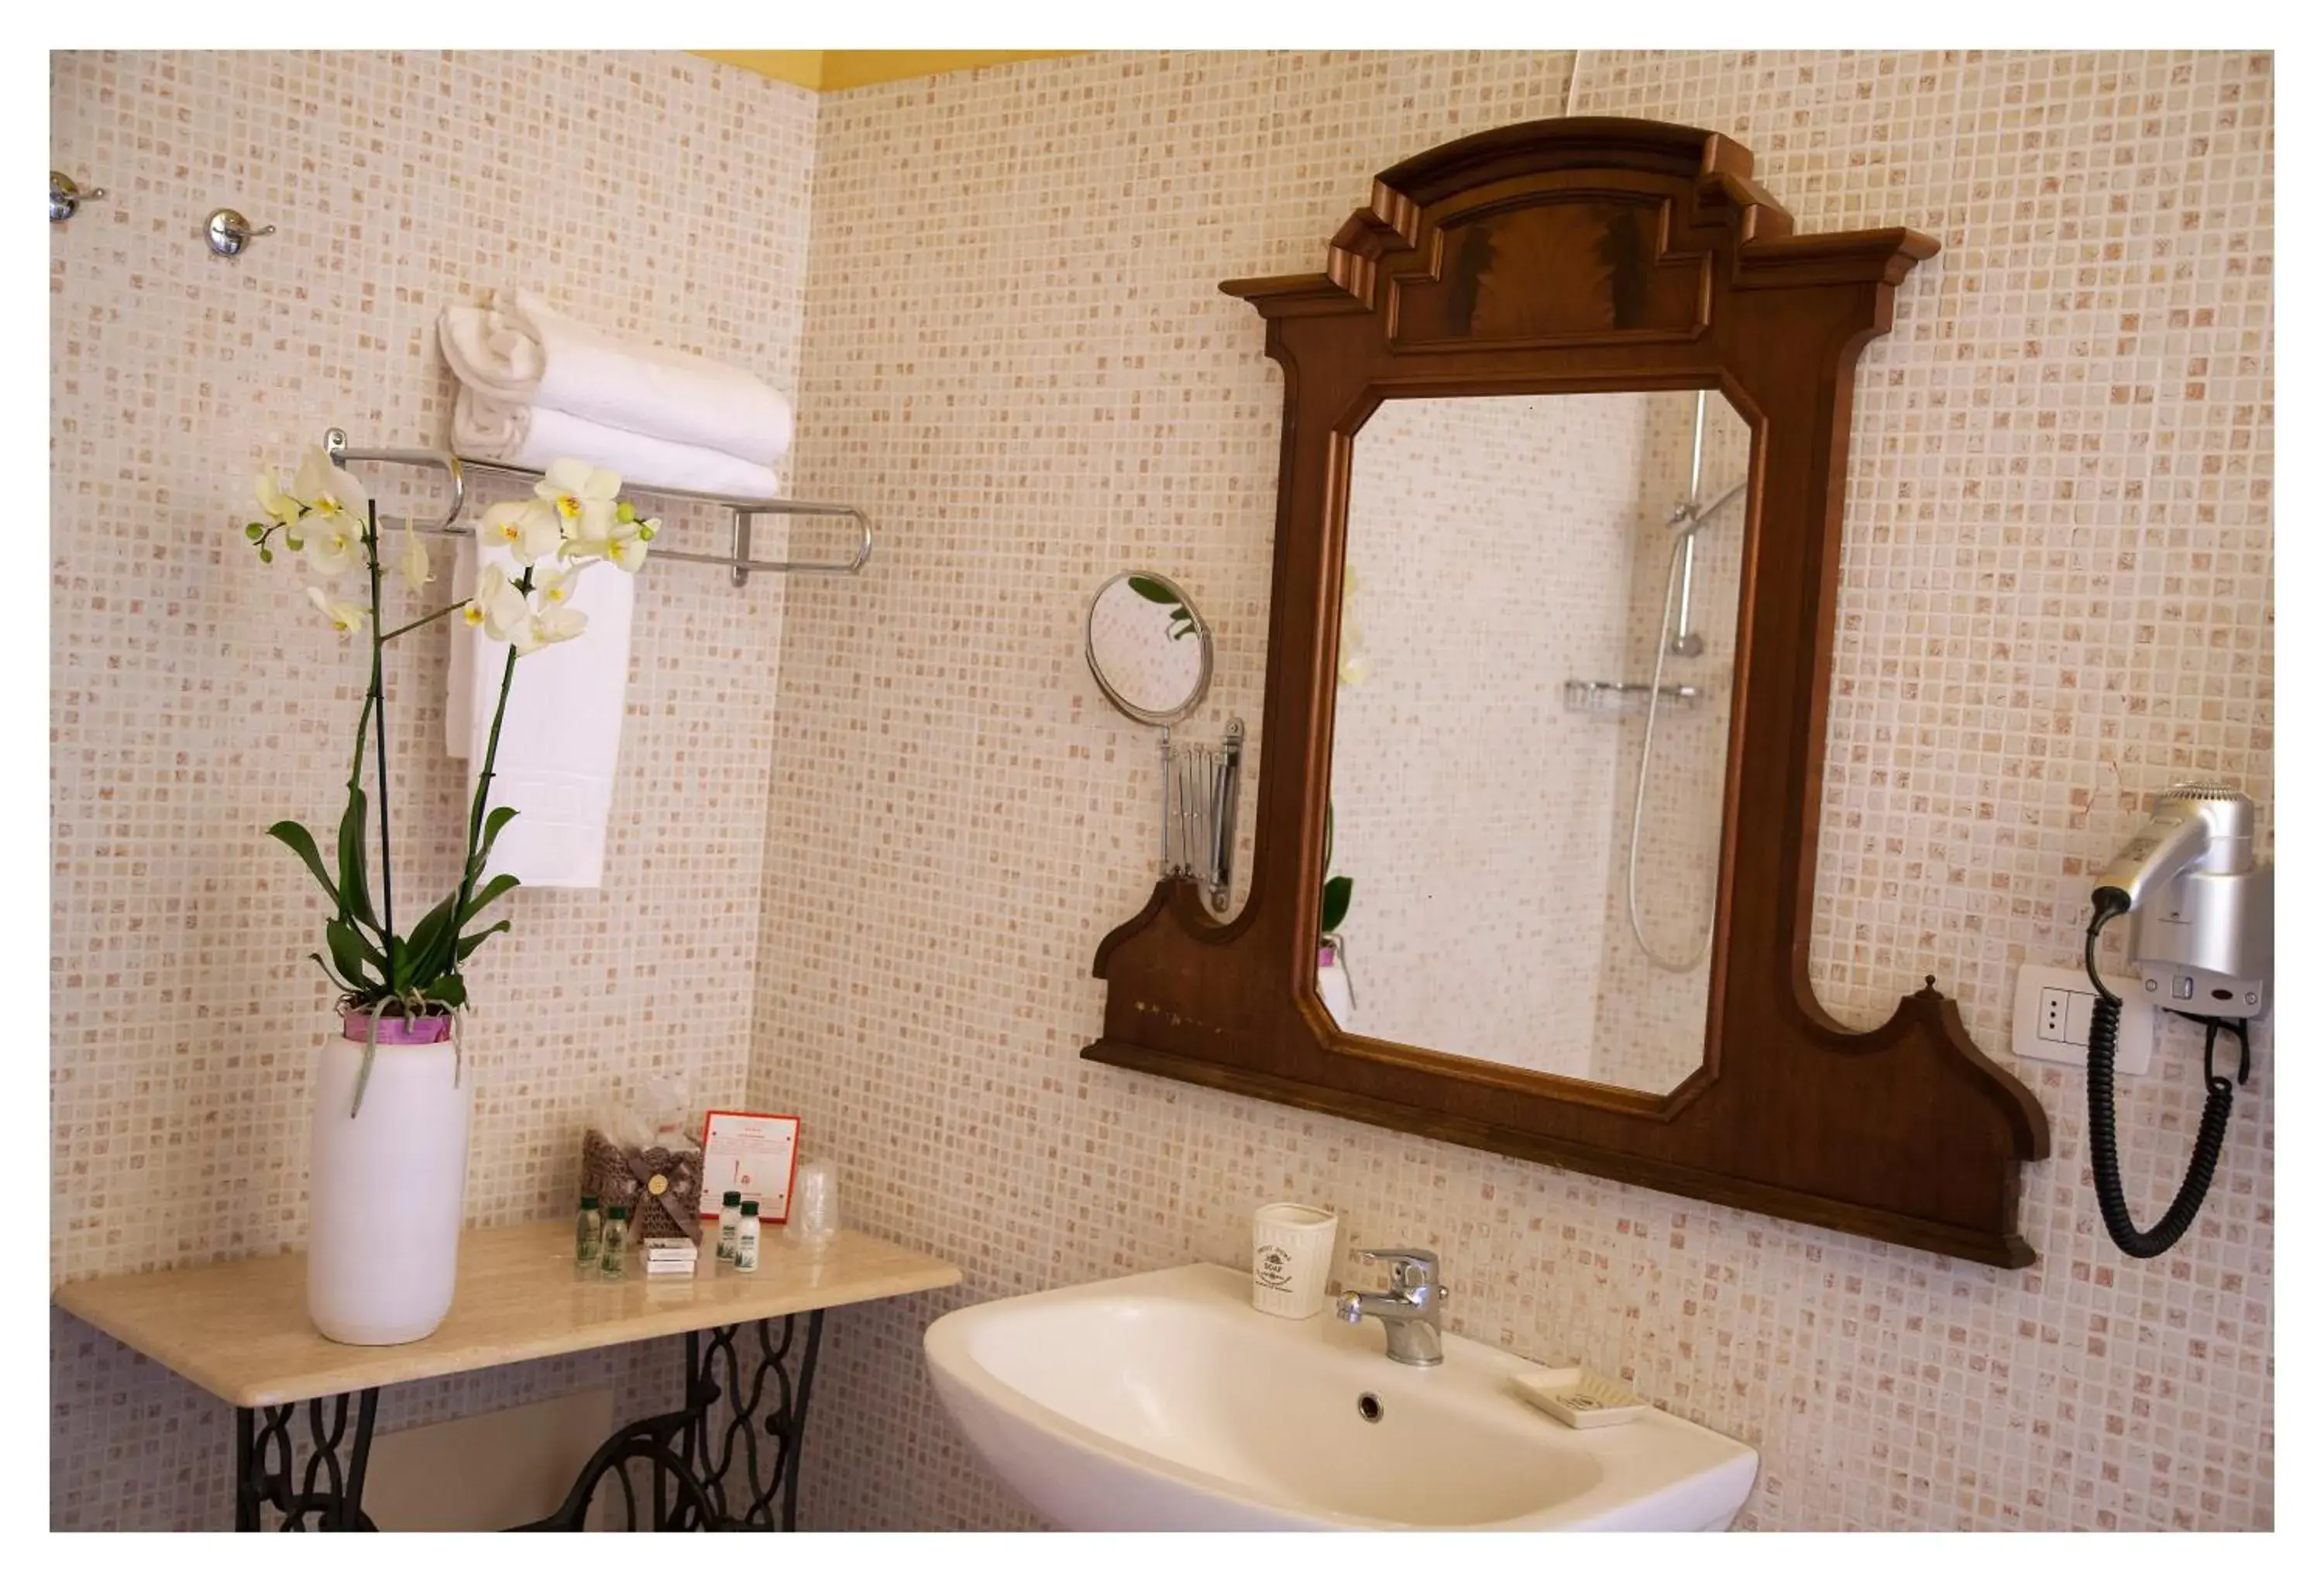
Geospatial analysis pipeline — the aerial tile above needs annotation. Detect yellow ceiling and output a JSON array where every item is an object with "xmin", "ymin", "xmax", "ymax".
[{"xmin": 697, "ymin": 50, "xmax": 1083, "ymax": 92}]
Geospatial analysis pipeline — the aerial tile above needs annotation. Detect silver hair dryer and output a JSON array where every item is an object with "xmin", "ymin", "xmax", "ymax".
[
  {"xmin": 2092, "ymin": 783, "xmax": 2271, "ymax": 1016},
  {"xmin": 2081, "ymin": 782, "xmax": 2268, "ymax": 1260}
]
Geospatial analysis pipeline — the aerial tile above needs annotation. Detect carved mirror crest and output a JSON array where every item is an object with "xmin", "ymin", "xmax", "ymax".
[{"xmin": 1087, "ymin": 118, "xmax": 2050, "ymax": 1267}]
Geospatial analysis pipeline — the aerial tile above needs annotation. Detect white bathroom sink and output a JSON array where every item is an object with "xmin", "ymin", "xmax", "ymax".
[{"xmin": 922, "ymin": 1263, "xmax": 1758, "ymax": 1530}]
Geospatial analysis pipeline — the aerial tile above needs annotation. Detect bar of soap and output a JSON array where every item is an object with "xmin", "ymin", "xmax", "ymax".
[
  {"xmin": 641, "ymin": 1237, "xmax": 698, "ymax": 1279},
  {"xmin": 1510, "ymin": 1366, "xmax": 1650, "ymax": 1428}
]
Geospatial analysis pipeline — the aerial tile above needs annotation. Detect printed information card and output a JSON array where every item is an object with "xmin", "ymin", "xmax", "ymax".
[{"xmin": 699, "ymin": 1110, "xmax": 802, "ymax": 1224}]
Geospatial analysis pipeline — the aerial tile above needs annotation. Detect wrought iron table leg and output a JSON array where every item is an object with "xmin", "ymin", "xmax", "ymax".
[
  {"xmin": 512, "ymin": 1403, "xmax": 712, "ymax": 1531},
  {"xmin": 681, "ymin": 1309, "xmax": 827, "ymax": 1529},
  {"xmin": 783, "ymin": 1309, "xmax": 824, "ymax": 1532},
  {"xmin": 524, "ymin": 1309, "xmax": 828, "ymax": 1531},
  {"xmin": 233, "ymin": 1390, "xmax": 380, "ymax": 1531}
]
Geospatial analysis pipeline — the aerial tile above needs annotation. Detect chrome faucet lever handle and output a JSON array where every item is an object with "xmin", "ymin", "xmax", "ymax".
[{"xmin": 1353, "ymin": 1247, "xmax": 1439, "ymax": 1292}]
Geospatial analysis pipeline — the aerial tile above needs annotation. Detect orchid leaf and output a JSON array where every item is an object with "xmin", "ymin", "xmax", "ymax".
[
  {"xmin": 459, "ymin": 873, "xmax": 520, "ymax": 927},
  {"xmin": 403, "ymin": 892, "xmax": 461, "ymax": 986},
  {"xmin": 454, "ymin": 919, "xmax": 511, "ymax": 960},
  {"xmin": 266, "ymin": 820, "xmax": 339, "ymax": 908},
  {"xmin": 324, "ymin": 918, "xmax": 379, "ymax": 989},
  {"xmin": 308, "ymin": 951, "xmax": 360, "ymax": 996},
  {"xmin": 335, "ymin": 786, "xmax": 376, "ymax": 930},
  {"xmin": 419, "ymin": 974, "xmax": 467, "ymax": 1009},
  {"xmin": 1322, "ymin": 875, "xmax": 1353, "ymax": 934},
  {"xmin": 467, "ymin": 806, "xmax": 520, "ymax": 878},
  {"xmin": 1126, "ymin": 575, "xmax": 1178, "ymax": 604}
]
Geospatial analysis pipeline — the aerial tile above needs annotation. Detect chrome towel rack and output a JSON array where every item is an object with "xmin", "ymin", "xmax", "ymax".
[{"xmin": 322, "ymin": 428, "xmax": 873, "ymax": 586}]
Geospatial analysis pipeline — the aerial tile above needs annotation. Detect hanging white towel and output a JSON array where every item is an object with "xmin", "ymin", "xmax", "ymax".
[
  {"xmin": 449, "ymin": 535, "xmax": 634, "ymax": 890},
  {"xmin": 438, "ymin": 290, "xmax": 795, "ymax": 464},
  {"xmin": 452, "ymin": 388, "xmax": 782, "ymax": 500}
]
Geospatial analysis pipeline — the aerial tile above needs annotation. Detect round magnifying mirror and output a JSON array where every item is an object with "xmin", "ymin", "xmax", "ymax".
[{"xmin": 1085, "ymin": 570, "xmax": 1213, "ymax": 727}]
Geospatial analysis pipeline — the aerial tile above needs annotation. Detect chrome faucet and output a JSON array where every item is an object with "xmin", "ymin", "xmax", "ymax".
[{"xmin": 1336, "ymin": 1247, "xmax": 1446, "ymax": 1366}]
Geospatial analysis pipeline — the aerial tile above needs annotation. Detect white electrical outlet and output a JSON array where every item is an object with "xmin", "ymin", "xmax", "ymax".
[{"xmin": 2011, "ymin": 963, "xmax": 2153, "ymax": 1075}]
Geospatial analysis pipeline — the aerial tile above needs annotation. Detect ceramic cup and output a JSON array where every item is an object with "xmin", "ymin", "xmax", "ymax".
[{"xmin": 1250, "ymin": 1202, "xmax": 1339, "ymax": 1319}]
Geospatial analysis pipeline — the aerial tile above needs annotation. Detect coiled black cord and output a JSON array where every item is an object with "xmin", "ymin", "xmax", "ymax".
[{"xmin": 2083, "ymin": 898, "xmax": 2247, "ymax": 1259}]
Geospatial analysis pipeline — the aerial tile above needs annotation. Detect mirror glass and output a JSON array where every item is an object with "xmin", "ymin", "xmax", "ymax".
[
  {"xmin": 1321, "ymin": 390, "xmax": 1750, "ymax": 1095},
  {"xmin": 1086, "ymin": 571, "xmax": 1213, "ymax": 725}
]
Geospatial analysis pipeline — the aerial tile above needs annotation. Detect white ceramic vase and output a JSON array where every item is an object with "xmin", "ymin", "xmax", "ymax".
[{"xmin": 307, "ymin": 1013, "xmax": 473, "ymax": 1346}]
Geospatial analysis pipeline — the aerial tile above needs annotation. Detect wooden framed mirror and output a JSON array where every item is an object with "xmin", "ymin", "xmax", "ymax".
[{"xmin": 1085, "ymin": 117, "xmax": 2051, "ymax": 1267}]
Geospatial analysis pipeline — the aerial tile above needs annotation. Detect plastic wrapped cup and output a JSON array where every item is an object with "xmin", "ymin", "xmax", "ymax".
[
  {"xmin": 1251, "ymin": 1202, "xmax": 1339, "ymax": 1319},
  {"xmin": 787, "ymin": 1160, "xmax": 841, "ymax": 1247}
]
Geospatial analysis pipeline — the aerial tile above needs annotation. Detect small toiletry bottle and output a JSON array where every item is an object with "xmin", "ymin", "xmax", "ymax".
[
  {"xmin": 735, "ymin": 1199, "xmax": 761, "ymax": 1273},
  {"xmin": 599, "ymin": 1205, "xmax": 630, "ymax": 1280},
  {"xmin": 718, "ymin": 1190, "xmax": 742, "ymax": 1264},
  {"xmin": 576, "ymin": 1194, "xmax": 603, "ymax": 1267}
]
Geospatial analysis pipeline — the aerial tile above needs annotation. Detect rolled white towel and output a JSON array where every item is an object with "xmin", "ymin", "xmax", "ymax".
[
  {"xmin": 438, "ymin": 289, "xmax": 795, "ymax": 464},
  {"xmin": 452, "ymin": 389, "xmax": 782, "ymax": 499}
]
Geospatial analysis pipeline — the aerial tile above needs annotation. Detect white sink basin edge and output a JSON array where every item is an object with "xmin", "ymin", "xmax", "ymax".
[{"xmin": 923, "ymin": 1263, "xmax": 1759, "ymax": 1531}]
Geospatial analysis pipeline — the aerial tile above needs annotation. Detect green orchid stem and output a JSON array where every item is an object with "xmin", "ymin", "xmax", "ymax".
[
  {"xmin": 341, "ymin": 690, "xmax": 376, "ymax": 935},
  {"xmin": 364, "ymin": 502, "xmax": 397, "ymax": 987},
  {"xmin": 454, "ymin": 566, "xmax": 531, "ymax": 927},
  {"xmin": 380, "ymin": 599, "xmax": 469, "ymax": 645}
]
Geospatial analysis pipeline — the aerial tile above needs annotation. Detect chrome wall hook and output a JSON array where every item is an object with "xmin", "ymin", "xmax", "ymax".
[
  {"xmin": 50, "ymin": 171, "xmax": 105, "ymax": 223},
  {"xmin": 202, "ymin": 208, "xmax": 275, "ymax": 257}
]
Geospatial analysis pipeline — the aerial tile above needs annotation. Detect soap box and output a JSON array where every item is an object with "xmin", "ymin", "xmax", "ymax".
[{"xmin": 1511, "ymin": 1367, "xmax": 1650, "ymax": 1428}]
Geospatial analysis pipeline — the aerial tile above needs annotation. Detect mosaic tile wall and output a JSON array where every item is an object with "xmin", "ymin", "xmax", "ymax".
[
  {"xmin": 761, "ymin": 50, "xmax": 2272, "ymax": 1531},
  {"xmin": 48, "ymin": 50, "xmax": 820, "ymax": 1528},
  {"xmin": 1332, "ymin": 393, "xmax": 1644, "ymax": 1075}
]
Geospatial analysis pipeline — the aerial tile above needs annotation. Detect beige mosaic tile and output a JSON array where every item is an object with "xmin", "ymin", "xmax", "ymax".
[{"xmin": 764, "ymin": 50, "xmax": 2270, "ymax": 1532}]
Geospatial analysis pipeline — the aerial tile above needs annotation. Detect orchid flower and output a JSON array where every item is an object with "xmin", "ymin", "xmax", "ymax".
[
  {"xmin": 607, "ymin": 508, "xmax": 658, "ymax": 573},
  {"xmin": 480, "ymin": 498, "xmax": 564, "ymax": 567},
  {"xmin": 398, "ymin": 516, "xmax": 432, "ymax": 593},
  {"xmin": 514, "ymin": 570, "xmax": 590, "ymax": 653},
  {"xmin": 255, "ymin": 471, "xmax": 304, "ymax": 531},
  {"xmin": 303, "ymin": 515, "xmax": 363, "ymax": 579},
  {"xmin": 291, "ymin": 445, "xmax": 370, "ymax": 533},
  {"xmin": 514, "ymin": 602, "xmax": 589, "ymax": 656},
  {"xmin": 461, "ymin": 561, "xmax": 590, "ymax": 654},
  {"xmin": 1336, "ymin": 562, "xmax": 1370, "ymax": 686},
  {"xmin": 461, "ymin": 562, "xmax": 531, "ymax": 644},
  {"xmin": 529, "ymin": 561, "xmax": 579, "ymax": 608},
  {"xmin": 306, "ymin": 586, "xmax": 370, "ymax": 638},
  {"xmin": 568, "ymin": 513, "xmax": 655, "ymax": 571},
  {"xmin": 535, "ymin": 459, "xmax": 621, "ymax": 545},
  {"xmin": 559, "ymin": 491, "xmax": 656, "ymax": 571}
]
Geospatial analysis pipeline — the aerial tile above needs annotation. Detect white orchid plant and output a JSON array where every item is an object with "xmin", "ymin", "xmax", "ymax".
[{"xmin": 244, "ymin": 449, "xmax": 658, "ymax": 1070}]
